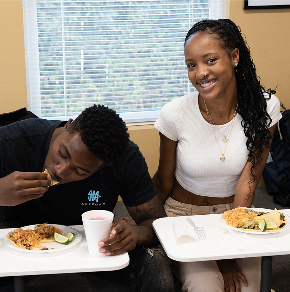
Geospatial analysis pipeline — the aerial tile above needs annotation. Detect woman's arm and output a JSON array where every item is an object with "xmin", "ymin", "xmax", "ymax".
[
  {"xmin": 218, "ymin": 126, "xmax": 276, "ymax": 291},
  {"xmin": 152, "ymin": 132, "xmax": 178, "ymax": 203},
  {"xmin": 233, "ymin": 124, "xmax": 276, "ymax": 208}
]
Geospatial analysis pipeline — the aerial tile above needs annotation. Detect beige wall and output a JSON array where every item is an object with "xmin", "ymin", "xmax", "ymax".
[
  {"xmin": 1, "ymin": 0, "xmax": 290, "ymax": 181},
  {"xmin": 0, "ymin": 0, "xmax": 27, "ymax": 112},
  {"xmin": 128, "ymin": 125, "xmax": 160, "ymax": 176},
  {"xmin": 230, "ymin": 1, "xmax": 290, "ymax": 110}
]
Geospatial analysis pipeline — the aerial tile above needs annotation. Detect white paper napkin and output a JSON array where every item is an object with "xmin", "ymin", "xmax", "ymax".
[
  {"xmin": 173, "ymin": 217, "xmax": 199, "ymax": 244},
  {"xmin": 173, "ymin": 217, "xmax": 224, "ymax": 248}
]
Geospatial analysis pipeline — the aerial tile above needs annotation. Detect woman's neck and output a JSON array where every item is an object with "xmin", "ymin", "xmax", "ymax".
[{"xmin": 198, "ymin": 95, "xmax": 238, "ymax": 125}]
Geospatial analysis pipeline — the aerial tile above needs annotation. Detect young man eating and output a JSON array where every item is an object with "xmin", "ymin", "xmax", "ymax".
[{"xmin": 0, "ymin": 105, "xmax": 174, "ymax": 291}]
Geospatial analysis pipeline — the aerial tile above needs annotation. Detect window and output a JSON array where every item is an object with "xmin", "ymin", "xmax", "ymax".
[{"xmin": 23, "ymin": 0, "xmax": 228, "ymax": 123}]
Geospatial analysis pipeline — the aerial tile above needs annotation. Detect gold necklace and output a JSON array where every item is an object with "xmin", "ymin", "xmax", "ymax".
[
  {"xmin": 203, "ymin": 99, "xmax": 238, "ymax": 143},
  {"xmin": 203, "ymin": 99, "xmax": 237, "ymax": 162}
]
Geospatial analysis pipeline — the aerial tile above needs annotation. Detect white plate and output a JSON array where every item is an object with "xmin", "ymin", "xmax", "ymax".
[
  {"xmin": 4, "ymin": 224, "xmax": 82, "ymax": 257},
  {"xmin": 220, "ymin": 208, "xmax": 290, "ymax": 235}
]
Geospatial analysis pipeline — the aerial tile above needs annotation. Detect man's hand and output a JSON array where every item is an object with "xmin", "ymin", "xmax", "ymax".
[
  {"xmin": 0, "ymin": 171, "xmax": 52, "ymax": 206},
  {"xmin": 217, "ymin": 259, "xmax": 248, "ymax": 292},
  {"xmin": 98, "ymin": 217, "xmax": 138, "ymax": 256},
  {"xmin": 98, "ymin": 195, "xmax": 167, "ymax": 256}
]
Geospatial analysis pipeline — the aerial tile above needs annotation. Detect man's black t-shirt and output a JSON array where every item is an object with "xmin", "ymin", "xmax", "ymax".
[{"xmin": 0, "ymin": 119, "xmax": 156, "ymax": 225}]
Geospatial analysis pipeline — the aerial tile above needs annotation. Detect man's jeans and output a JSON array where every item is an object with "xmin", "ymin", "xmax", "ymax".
[{"xmin": 96, "ymin": 246, "xmax": 175, "ymax": 292}]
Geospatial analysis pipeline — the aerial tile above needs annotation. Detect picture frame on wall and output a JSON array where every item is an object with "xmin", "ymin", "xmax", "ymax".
[{"xmin": 244, "ymin": 0, "xmax": 290, "ymax": 9}]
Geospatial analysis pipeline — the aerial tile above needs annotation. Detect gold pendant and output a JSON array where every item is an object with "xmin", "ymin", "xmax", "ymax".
[
  {"xmin": 222, "ymin": 136, "xmax": 229, "ymax": 143},
  {"xmin": 220, "ymin": 155, "xmax": 225, "ymax": 162}
]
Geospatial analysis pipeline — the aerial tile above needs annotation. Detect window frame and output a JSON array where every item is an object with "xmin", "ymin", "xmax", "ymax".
[{"xmin": 23, "ymin": 0, "xmax": 229, "ymax": 124}]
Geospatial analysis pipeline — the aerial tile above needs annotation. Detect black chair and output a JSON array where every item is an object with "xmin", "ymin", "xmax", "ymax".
[
  {"xmin": 0, "ymin": 107, "xmax": 38, "ymax": 127},
  {"xmin": 0, "ymin": 108, "xmax": 38, "ymax": 225}
]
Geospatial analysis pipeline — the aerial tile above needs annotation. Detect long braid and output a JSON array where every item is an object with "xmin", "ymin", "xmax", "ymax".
[{"xmin": 185, "ymin": 19, "xmax": 273, "ymax": 180}]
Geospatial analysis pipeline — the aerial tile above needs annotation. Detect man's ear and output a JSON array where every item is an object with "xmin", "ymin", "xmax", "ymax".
[
  {"xmin": 50, "ymin": 119, "xmax": 73, "ymax": 145},
  {"xmin": 63, "ymin": 119, "xmax": 73, "ymax": 131}
]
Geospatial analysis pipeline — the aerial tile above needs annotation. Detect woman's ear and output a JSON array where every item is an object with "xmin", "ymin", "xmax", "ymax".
[{"xmin": 231, "ymin": 48, "xmax": 239, "ymax": 66}]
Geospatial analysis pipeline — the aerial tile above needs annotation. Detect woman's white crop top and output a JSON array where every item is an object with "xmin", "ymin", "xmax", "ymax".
[{"xmin": 154, "ymin": 91, "xmax": 281, "ymax": 198}]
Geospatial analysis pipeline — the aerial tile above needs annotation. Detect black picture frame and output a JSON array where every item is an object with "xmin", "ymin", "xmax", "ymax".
[{"xmin": 244, "ymin": 0, "xmax": 290, "ymax": 9}]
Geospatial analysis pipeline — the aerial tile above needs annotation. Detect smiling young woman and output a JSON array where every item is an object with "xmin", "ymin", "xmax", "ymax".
[
  {"xmin": 185, "ymin": 31, "xmax": 239, "ymax": 115},
  {"xmin": 153, "ymin": 19, "xmax": 281, "ymax": 292}
]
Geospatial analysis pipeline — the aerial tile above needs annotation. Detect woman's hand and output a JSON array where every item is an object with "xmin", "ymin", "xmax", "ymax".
[{"xmin": 217, "ymin": 259, "xmax": 248, "ymax": 292}]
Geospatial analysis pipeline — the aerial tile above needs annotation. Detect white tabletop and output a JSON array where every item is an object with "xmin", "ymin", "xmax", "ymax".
[
  {"xmin": 0, "ymin": 225, "xmax": 129, "ymax": 277},
  {"xmin": 153, "ymin": 208, "xmax": 290, "ymax": 262}
]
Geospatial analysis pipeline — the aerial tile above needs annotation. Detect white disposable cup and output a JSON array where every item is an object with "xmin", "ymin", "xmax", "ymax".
[{"xmin": 82, "ymin": 210, "xmax": 114, "ymax": 257}]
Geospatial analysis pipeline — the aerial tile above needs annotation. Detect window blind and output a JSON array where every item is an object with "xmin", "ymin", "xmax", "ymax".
[{"xmin": 23, "ymin": 0, "xmax": 227, "ymax": 123}]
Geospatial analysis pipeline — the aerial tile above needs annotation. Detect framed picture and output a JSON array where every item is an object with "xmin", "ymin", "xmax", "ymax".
[{"xmin": 244, "ymin": 0, "xmax": 290, "ymax": 9}]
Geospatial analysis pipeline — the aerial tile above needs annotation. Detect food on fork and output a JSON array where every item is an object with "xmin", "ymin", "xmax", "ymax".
[
  {"xmin": 222, "ymin": 207, "xmax": 287, "ymax": 232},
  {"xmin": 43, "ymin": 168, "xmax": 59, "ymax": 185}
]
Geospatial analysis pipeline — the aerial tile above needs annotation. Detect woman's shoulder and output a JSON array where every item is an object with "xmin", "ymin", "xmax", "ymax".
[
  {"xmin": 155, "ymin": 92, "xmax": 198, "ymax": 140},
  {"xmin": 160, "ymin": 91, "xmax": 198, "ymax": 112},
  {"xmin": 263, "ymin": 91, "xmax": 280, "ymax": 112},
  {"xmin": 263, "ymin": 91, "xmax": 280, "ymax": 104},
  {"xmin": 263, "ymin": 91, "xmax": 282, "ymax": 127}
]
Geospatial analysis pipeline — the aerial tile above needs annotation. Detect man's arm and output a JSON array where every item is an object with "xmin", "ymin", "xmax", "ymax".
[
  {"xmin": 126, "ymin": 194, "xmax": 167, "ymax": 246},
  {"xmin": 0, "ymin": 171, "xmax": 52, "ymax": 206},
  {"xmin": 98, "ymin": 194, "xmax": 166, "ymax": 256}
]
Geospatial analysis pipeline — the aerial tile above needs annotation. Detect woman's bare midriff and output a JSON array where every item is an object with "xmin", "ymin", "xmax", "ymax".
[{"xmin": 170, "ymin": 179, "xmax": 235, "ymax": 206}]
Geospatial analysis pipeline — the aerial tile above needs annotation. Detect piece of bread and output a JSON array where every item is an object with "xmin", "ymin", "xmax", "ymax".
[
  {"xmin": 43, "ymin": 169, "xmax": 59, "ymax": 185},
  {"xmin": 259, "ymin": 209, "xmax": 282, "ymax": 228}
]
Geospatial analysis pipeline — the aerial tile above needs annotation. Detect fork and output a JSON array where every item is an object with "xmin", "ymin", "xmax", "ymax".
[{"xmin": 186, "ymin": 217, "xmax": 206, "ymax": 241}]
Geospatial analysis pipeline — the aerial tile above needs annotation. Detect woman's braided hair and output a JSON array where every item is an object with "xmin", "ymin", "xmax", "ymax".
[{"xmin": 185, "ymin": 19, "xmax": 273, "ymax": 179}]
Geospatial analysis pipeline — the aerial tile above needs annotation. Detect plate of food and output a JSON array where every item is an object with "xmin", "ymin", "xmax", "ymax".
[
  {"xmin": 4, "ymin": 223, "xmax": 82, "ymax": 256},
  {"xmin": 221, "ymin": 207, "xmax": 289, "ymax": 234}
]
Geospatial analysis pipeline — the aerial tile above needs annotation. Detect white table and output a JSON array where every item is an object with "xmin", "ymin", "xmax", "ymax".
[
  {"xmin": 153, "ymin": 209, "xmax": 290, "ymax": 292},
  {"xmin": 0, "ymin": 225, "xmax": 129, "ymax": 292}
]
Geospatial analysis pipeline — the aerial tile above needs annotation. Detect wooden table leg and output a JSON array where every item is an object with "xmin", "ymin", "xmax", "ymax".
[
  {"xmin": 260, "ymin": 256, "xmax": 272, "ymax": 292},
  {"xmin": 14, "ymin": 276, "xmax": 25, "ymax": 292}
]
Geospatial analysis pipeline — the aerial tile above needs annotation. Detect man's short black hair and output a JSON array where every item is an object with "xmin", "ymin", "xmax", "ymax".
[{"xmin": 68, "ymin": 105, "xmax": 129, "ymax": 165}]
